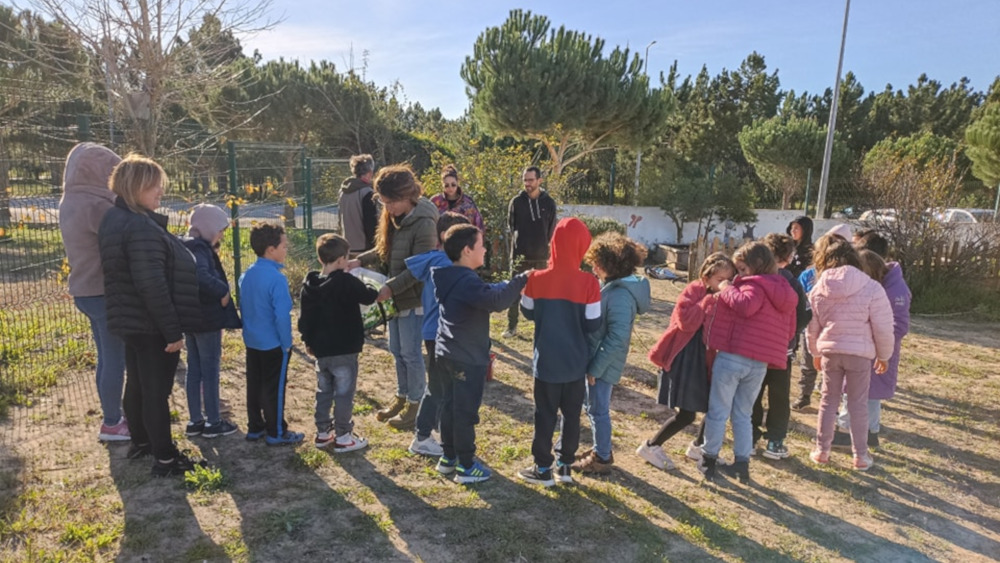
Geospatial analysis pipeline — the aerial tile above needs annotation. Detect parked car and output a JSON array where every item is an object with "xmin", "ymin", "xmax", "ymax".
[
  {"xmin": 858, "ymin": 208, "xmax": 898, "ymax": 224},
  {"xmin": 967, "ymin": 209, "xmax": 996, "ymax": 223},
  {"xmin": 931, "ymin": 208, "xmax": 977, "ymax": 224}
]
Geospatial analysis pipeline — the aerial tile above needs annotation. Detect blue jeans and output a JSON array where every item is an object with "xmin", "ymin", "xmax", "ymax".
[
  {"xmin": 703, "ymin": 352, "xmax": 767, "ymax": 462},
  {"xmin": 74, "ymin": 296, "xmax": 126, "ymax": 425},
  {"xmin": 184, "ymin": 331, "xmax": 223, "ymax": 425},
  {"xmin": 585, "ymin": 379, "xmax": 614, "ymax": 460},
  {"xmin": 837, "ymin": 397, "xmax": 883, "ymax": 433},
  {"xmin": 388, "ymin": 311, "xmax": 426, "ymax": 402},
  {"xmin": 314, "ymin": 354, "xmax": 358, "ymax": 437}
]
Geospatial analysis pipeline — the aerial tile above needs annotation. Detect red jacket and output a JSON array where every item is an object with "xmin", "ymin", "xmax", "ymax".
[
  {"xmin": 705, "ymin": 274, "xmax": 798, "ymax": 368},
  {"xmin": 648, "ymin": 281, "xmax": 715, "ymax": 371}
]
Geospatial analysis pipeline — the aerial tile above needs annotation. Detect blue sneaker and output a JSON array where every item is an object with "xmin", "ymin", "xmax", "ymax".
[
  {"xmin": 265, "ymin": 430, "xmax": 304, "ymax": 446},
  {"xmin": 436, "ymin": 456, "xmax": 457, "ymax": 475},
  {"xmin": 245, "ymin": 430, "xmax": 266, "ymax": 442},
  {"xmin": 455, "ymin": 460, "xmax": 491, "ymax": 484}
]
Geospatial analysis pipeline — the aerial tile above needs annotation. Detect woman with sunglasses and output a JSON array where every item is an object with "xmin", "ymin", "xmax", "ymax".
[{"xmin": 430, "ymin": 164, "xmax": 484, "ymax": 231}]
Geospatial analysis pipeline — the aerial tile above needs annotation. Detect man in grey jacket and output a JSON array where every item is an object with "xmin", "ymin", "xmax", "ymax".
[{"xmin": 339, "ymin": 154, "xmax": 378, "ymax": 254}]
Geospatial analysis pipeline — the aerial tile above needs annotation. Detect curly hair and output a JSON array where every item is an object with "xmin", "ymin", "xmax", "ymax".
[
  {"xmin": 584, "ymin": 232, "xmax": 647, "ymax": 281},
  {"xmin": 762, "ymin": 233, "xmax": 797, "ymax": 264},
  {"xmin": 249, "ymin": 222, "xmax": 285, "ymax": 257},
  {"xmin": 373, "ymin": 164, "xmax": 423, "ymax": 262},
  {"xmin": 733, "ymin": 241, "xmax": 778, "ymax": 276},
  {"xmin": 812, "ymin": 234, "xmax": 862, "ymax": 275}
]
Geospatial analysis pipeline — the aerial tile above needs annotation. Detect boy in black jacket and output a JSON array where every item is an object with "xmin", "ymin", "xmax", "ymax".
[{"xmin": 299, "ymin": 234, "xmax": 379, "ymax": 452}]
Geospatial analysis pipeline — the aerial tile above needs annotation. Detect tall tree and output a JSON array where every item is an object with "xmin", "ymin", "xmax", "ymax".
[
  {"xmin": 965, "ymin": 101, "xmax": 1000, "ymax": 188},
  {"xmin": 460, "ymin": 10, "xmax": 671, "ymax": 176},
  {"xmin": 22, "ymin": 0, "xmax": 275, "ymax": 156},
  {"xmin": 739, "ymin": 116, "xmax": 850, "ymax": 209}
]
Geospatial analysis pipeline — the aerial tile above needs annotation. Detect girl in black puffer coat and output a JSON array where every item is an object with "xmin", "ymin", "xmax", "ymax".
[{"xmin": 98, "ymin": 155, "xmax": 204, "ymax": 477}]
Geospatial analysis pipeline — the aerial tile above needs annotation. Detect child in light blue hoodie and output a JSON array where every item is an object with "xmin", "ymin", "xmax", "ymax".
[
  {"xmin": 401, "ymin": 212, "xmax": 471, "ymax": 457},
  {"xmin": 574, "ymin": 233, "xmax": 651, "ymax": 475}
]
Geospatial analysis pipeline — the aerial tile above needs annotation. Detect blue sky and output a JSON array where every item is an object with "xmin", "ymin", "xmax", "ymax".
[{"xmin": 243, "ymin": 0, "xmax": 999, "ymax": 119}]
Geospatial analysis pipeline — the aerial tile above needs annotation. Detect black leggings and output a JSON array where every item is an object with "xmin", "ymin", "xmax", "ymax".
[{"xmin": 648, "ymin": 409, "xmax": 705, "ymax": 447}]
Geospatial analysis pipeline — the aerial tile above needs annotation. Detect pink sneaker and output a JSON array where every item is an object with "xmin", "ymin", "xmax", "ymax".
[
  {"xmin": 99, "ymin": 418, "xmax": 131, "ymax": 442},
  {"xmin": 853, "ymin": 453, "xmax": 874, "ymax": 471},
  {"xmin": 809, "ymin": 449, "xmax": 829, "ymax": 465}
]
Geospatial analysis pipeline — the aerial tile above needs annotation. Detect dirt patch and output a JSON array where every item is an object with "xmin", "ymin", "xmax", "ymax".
[{"xmin": 2, "ymin": 277, "xmax": 999, "ymax": 561}]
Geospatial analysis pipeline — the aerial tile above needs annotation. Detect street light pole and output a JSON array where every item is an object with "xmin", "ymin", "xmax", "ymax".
[
  {"xmin": 634, "ymin": 40, "xmax": 657, "ymax": 202},
  {"xmin": 815, "ymin": 0, "xmax": 851, "ymax": 219}
]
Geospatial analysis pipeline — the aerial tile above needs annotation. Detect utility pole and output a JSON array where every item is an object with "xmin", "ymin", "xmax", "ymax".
[
  {"xmin": 634, "ymin": 40, "xmax": 657, "ymax": 202},
  {"xmin": 816, "ymin": 0, "xmax": 851, "ymax": 219}
]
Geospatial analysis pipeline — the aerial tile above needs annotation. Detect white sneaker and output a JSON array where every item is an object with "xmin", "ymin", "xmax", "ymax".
[
  {"xmin": 685, "ymin": 440, "xmax": 703, "ymax": 462},
  {"xmin": 636, "ymin": 441, "xmax": 674, "ymax": 470},
  {"xmin": 501, "ymin": 329, "xmax": 516, "ymax": 338},
  {"xmin": 333, "ymin": 433, "xmax": 368, "ymax": 453},
  {"xmin": 409, "ymin": 435, "xmax": 444, "ymax": 457}
]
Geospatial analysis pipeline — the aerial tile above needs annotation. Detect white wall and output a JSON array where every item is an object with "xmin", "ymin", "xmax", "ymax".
[{"xmin": 560, "ymin": 204, "xmax": 851, "ymax": 246}]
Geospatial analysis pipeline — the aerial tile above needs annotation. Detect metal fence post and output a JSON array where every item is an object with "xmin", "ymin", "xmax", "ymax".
[
  {"xmin": 228, "ymin": 140, "xmax": 241, "ymax": 301},
  {"xmin": 305, "ymin": 157, "xmax": 313, "ymax": 244}
]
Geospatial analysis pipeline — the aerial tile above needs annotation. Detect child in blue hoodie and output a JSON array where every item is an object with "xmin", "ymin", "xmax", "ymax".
[
  {"xmin": 573, "ymin": 233, "xmax": 651, "ymax": 475},
  {"xmin": 403, "ymin": 212, "xmax": 471, "ymax": 457},
  {"xmin": 431, "ymin": 224, "xmax": 529, "ymax": 484}
]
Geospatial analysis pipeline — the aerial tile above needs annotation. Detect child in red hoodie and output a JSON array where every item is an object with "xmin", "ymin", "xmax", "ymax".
[
  {"xmin": 700, "ymin": 241, "xmax": 798, "ymax": 484},
  {"xmin": 516, "ymin": 218, "xmax": 602, "ymax": 487}
]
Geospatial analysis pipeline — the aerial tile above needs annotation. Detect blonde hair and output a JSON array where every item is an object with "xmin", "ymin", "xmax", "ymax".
[
  {"xmin": 109, "ymin": 154, "xmax": 166, "ymax": 213},
  {"xmin": 699, "ymin": 252, "xmax": 736, "ymax": 282}
]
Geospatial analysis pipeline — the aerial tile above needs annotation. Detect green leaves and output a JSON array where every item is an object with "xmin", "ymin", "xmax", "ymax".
[{"xmin": 965, "ymin": 102, "xmax": 1000, "ymax": 186}]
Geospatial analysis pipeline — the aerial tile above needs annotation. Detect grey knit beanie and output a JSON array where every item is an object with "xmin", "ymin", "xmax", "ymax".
[{"xmin": 188, "ymin": 204, "xmax": 230, "ymax": 241}]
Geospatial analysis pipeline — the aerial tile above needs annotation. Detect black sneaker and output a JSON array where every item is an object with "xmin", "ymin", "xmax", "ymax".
[
  {"xmin": 791, "ymin": 398, "xmax": 811, "ymax": 411},
  {"xmin": 831, "ymin": 430, "xmax": 852, "ymax": 449},
  {"xmin": 151, "ymin": 452, "xmax": 208, "ymax": 478},
  {"xmin": 867, "ymin": 431, "xmax": 880, "ymax": 449},
  {"xmin": 127, "ymin": 443, "xmax": 151, "ymax": 460},
  {"xmin": 556, "ymin": 462, "xmax": 574, "ymax": 483},
  {"xmin": 185, "ymin": 421, "xmax": 205, "ymax": 437},
  {"xmin": 517, "ymin": 465, "xmax": 555, "ymax": 487},
  {"xmin": 202, "ymin": 420, "xmax": 238, "ymax": 438}
]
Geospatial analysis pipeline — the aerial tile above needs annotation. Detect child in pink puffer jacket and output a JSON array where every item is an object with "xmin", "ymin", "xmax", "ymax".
[{"xmin": 807, "ymin": 235, "xmax": 894, "ymax": 471}]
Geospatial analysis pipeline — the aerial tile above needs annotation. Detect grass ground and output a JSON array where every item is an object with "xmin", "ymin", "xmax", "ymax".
[{"xmin": 0, "ymin": 277, "xmax": 998, "ymax": 562}]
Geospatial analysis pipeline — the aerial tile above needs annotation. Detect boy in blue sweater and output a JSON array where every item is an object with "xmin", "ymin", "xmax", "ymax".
[
  {"xmin": 518, "ymin": 217, "xmax": 602, "ymax": 487},
  {"xmin": 239, "ymin": 223, "xmax": 303, "ymax": 445},
  {"xmin": 403, "ymin": 212, "xmax": 470, "ymax": 457},
  {"xmin": 432, "ymin": 224, "xmax": 529, "ymax": 483}
]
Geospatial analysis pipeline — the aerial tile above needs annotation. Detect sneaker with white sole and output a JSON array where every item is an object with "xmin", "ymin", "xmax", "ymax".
[
  {"xmin": 685, "ymin": 440, "xmax": 703, "ymax": 462},
  {"xmin": 518, "ymin": 465, "xmax": 555, "ymax": 487},
  {"xmin": 315, "ymin": 431, "xmax": 337, "ymax": 449},
  {"xmin": 185, "ymin": 421, "xmax": 205, "ymax": 437},
  {"xmin": 762, "ymin": 440, "xmax": 790, "ymax": 460},
  {"xmin": 99, "ymin": 418, "xmax": 131, "ymax": 442},
  {"xmin": 436, "ymin": 456, "xmax": 457, "ymax": 475},
  {"xmin": 501, "ymin": 328, "xmax": 516, "ymax": 338},
  {"xmin": 853, "ymin": 453, "xmax": 874, "ymax": 471},
  {"xmin": 409, "ymin": 435, "xmax": 444, "ymax": 457},
  {"xmin": 556, "ymin": 461, "xmax": 574, "ymax": 483},
  {"xmin": 636, "ymin": 441, "xmax": 675, "ymax": 470},
  {"xmin": 456, "ymin": 460, "xmax": 492, "ymax": 484},
  {"xmin": 333, "ymin": 433, "xmax": 368, "ymax": 453},
  {"xmin": 202, "ymin": 420, "xmax": 238, "ymax": 438}
]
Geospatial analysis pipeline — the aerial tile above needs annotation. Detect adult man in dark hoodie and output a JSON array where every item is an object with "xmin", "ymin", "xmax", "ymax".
[
  {"xmin": 503, "ymin": 166, "xmax": 557, "ymax": 338},
  {"xmin": 339, "ymin": 154, "xmax": 378, "ymax": 254}
]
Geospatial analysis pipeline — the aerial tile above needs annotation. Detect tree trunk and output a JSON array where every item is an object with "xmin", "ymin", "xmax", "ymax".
[{"xmin": 0, "ymin": 135, "xmax": 12, "ymax": 230}]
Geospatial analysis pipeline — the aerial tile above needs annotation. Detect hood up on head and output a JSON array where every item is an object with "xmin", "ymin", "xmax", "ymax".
[
  {"xmin": 63, "ymin": 142, "xmax": 122, "ymax": 194},
  {"xmin": 824, "ymin": 223, "xmax": 853, "ymax": 241},
  {"xmin": 188, "ymin": 203, "xmax": 230, "ymax": 241},
  {"xmin": 548, "ymin": 217, "xmax": 591, "ymax": 270},
  {"xmin": 786, "ymin": 215, "xmax": 815, "ymax": 244}
]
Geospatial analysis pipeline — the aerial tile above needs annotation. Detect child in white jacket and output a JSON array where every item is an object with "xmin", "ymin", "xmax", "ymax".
[{"xmin": 807, "ymin": 235, "xmax": 894, "ymax": 471}]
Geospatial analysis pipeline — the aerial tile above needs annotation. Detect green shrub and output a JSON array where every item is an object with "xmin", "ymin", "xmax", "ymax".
[{"xmin": 577, "ymin": 215, "xmax": 626, "ymax": 238}]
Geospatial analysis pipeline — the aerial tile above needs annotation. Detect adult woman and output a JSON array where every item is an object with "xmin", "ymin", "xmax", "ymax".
[
  {"xmin": 58, "ymin": 143, "xmax": 128, "ymax": 442},
  {"xmin": 98, "ymin": 155, "xmax": 203, "ymax": 477},
  {"xmin": 353, "ymin": 164, "xmax": 438, "ymax": 429},
  {"xmin": 430, "ymin": 164, "xmax": 484, "ymax": 231}
]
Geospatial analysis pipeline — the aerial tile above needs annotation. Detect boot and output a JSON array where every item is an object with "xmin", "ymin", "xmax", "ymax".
[
  {"xmin": 387, "ymin": 401, "xmax": 420, "ymax": 430},
  {"xmin": 722, "ymin": 460, "xmax": 751, "ymax": 485},
  {"xmin": 699, "ymin": 454, "xmax": 718, "ymax": 482},
  {"xmin": 376, "ymin": 395, "xmax": 407, "ymax": 422}
]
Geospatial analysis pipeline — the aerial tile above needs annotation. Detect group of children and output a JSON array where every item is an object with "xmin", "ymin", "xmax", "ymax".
[
  {"xmin": 640, "ymin": 218, "xmax": 910, "ymax": 482},
  {"xmin": 178, "ymin": 193, "xmax": 909, "ymax": 487}
]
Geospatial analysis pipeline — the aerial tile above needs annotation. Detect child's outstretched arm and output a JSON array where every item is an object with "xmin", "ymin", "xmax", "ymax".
[{"xmin": 476, "ymin": 272, "xmax": 529, "ymax": 312}]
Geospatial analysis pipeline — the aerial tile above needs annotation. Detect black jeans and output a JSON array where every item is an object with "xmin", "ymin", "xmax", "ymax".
[
  {"xmin": 438, "ymin": 356, "xmax": 487, "ymax": 467},
  {"xmin": 415, "ymin": 340, "xmax": 444, "ymax": 440},
  {"xmin": 532, "ymin": 378, "xmax": 586, "ymax": 467},
  {"xmin": 123, "ymin": 333, "xmax": 180, "ymax": 461},
  {"xmin": 506, "ymin": 258, "xmax": 547, "ymax": 330},
  {"xmin": 648, "ymin": 409, "xmax": 705, "ymax": 447},
  {"xmin": 246, "ymin": 347, "xmax": 290, "ymax": 438},
  {"xmin": 753, "ymin": 356, "xmax": 792, "ymax": 442}
]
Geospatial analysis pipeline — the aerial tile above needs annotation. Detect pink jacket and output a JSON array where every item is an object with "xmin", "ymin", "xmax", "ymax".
[
  {"xmin": 648, "ymin": 281, "xmax": 714, "ymax": 371},
  {"xmin": 705, "ymin": 274, "xmax": 798, "ymax": 367},
  {"xmin": 807, "ymin": 265, "xmax": 895, "ymax": 361}
]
